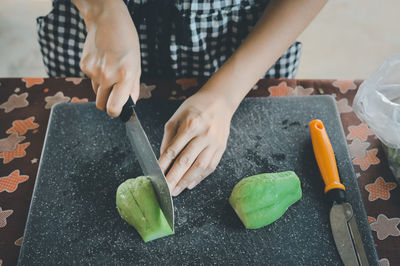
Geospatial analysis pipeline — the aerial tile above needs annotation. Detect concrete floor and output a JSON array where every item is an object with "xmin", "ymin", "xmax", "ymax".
[{"xmin": 1, "ymin": 0, "xmax": 399, "ymax": 79}]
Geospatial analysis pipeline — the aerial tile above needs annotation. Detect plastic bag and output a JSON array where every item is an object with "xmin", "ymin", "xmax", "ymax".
[{"xmin": 353, "ymin": 55, "xmax": 400, "ymax": 182}]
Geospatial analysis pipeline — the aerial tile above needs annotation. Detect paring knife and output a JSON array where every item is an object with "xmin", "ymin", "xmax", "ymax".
[
  {"xmin": 119, "ymin": 96, "xmax": 174, "ymax": 230},
  {"xmin": 309, "ymin": 119, "xmax": 368, "ymax": 266}
]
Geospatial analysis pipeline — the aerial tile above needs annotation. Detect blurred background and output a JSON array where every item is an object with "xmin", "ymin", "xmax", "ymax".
[{"xmin": 1, "ymin": 0, "xmax": 399, "ymax": 78}]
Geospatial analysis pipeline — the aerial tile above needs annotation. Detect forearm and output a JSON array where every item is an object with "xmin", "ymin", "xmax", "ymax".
[
  {"xmin": 201, "ymin": 0, "xmax": 327, "ymax": 113},
  {"xmin": 72, "ymin": 0, "xmax": 129, "ymax": 27}
]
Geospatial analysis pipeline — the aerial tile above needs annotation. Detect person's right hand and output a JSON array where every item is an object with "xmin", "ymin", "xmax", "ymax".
[{"xmin": 78, "ymin": 0, "xmax": 141, "ymax": 117}]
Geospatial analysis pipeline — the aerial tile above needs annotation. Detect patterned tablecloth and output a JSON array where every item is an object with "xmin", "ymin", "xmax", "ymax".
[{"xmin": 0, "ymin": 78, "xmax": 399, "ymax": 266}]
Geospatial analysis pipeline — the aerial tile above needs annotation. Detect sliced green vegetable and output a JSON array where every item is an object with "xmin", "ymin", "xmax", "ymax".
[
  {"xmin": 116, "ymin": 176, "xmax": 173, "ymax": 242},
  {"xmin": 229, "ymin": 171, "xmax": 302, "ymax": 229}
]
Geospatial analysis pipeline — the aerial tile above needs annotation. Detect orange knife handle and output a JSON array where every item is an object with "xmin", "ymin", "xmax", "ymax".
[{"xmin": 309, "ymin": 120, "xmax": 346, "ymax": 194}]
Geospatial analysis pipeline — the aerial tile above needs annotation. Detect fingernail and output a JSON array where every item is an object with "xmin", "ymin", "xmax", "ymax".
[
  {"xmin": 188, "ymin": 181, "xmax": 197, "ymax": 190},
  {"xmin": 172, "ymin": 186, "xmax": 183, "ymax": 196}
]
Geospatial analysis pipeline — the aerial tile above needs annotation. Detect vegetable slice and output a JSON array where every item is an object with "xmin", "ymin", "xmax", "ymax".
[
  {"xmin": 116, "ymin": 176, "xmax": 174, "ymax": 242},
  {"xmin": 229, "ymin": 171, "xmax": 302, "ymax": 229}
]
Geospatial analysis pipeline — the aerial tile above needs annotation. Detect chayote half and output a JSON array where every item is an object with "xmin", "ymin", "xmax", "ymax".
[
  {"xmin": 116, "ymin": 176, "xmax": 173, "ymax": 242},
  {"xmin": 229, "ymin": 171, "xmax": 302, "ymax": 229}
]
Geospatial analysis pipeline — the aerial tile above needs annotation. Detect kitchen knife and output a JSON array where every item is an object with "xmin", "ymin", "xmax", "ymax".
[
  {"xmin": 309, "ymin": 119, "xmax": 368, "ymax": 266},
  {"xmin": 120, "ymin": 96, "xmax": 174, "ymax": 230}
]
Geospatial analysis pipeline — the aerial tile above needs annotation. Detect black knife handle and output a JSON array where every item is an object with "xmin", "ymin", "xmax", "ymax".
[{"xmin": 119, "ymin": 96, "xmax": 136, "ymax": 123}]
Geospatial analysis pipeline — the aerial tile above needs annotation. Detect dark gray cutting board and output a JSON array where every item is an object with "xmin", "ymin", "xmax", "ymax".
[{"xmin": 19, "ymin": 96, "xmax": 378, "ymax": 265}]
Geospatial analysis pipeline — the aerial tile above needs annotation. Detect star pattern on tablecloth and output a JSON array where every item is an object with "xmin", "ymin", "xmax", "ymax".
[
  {"xmin": 1, "ymin": 78, "xmax": 399, "ymax": 262},
  {"xmin": 336, "ymin": 98, "xmax": 353, "ymax": 113},
  {"xmin": 0, "ymin": 133, "xmax": 25, "ymax": 153},
  {"xmin": 348, "ymin": 139, "xmax": 370, "ymax": 159},
  {"xmin": 6, "ymin": 116, "xmax": 39, "ymax": 135},
  {"xmin": 268, "ymin": 81, "xmax": 294, "ymax": 97},
  {"xmin": 138, "ymin": 83, "xmax": 156, "ymax": 100},
  {"xmin": 0, "ymin": 92, "xmax": 29, "ymax": 113},
  {"xmin": 176, "ymin": 78, "xmax": 198, "ymax": 91},
  {"xmin": 0, "ymin": 170, "xmax": 29, "ymax": 193},
  {"xmin": 370, "ymin": 214, "xmax": 400, "ymax": 240},
  {"xmin": 14, "ymin": 87, "xmax": 20, "ymax": 93},
  {"xmin": 0, "ymin": 207, "xmax": 13, "ymax": 228},
  {"xmin": 0, "ymin": 142, "xmax": 30, "ymax": 164},
  {"xmin": 31, "ymin": 158, "xmax": 38, "ymax": 164},
  {"xmin": 45, "ymin": 91, "xmax": 71, "ymax": 109},
  {"xmin": 379, "ymin": 258, "xmax": 390, "ymax": 266},
  {"xmin": 65, "ymin": 77, "xmax": 83, "ymax": 85},
  {"xmin": 365, "ymin": 177, "xmax": 397, "ymax": 201},
  {"xmin": 347, "ymin": 123, "xmax": 374, "ymax": 141},
  {"xmin": 71, "ymin": 97, "xmax": 88, "ymax": 103},
  {"xmin": 22, "ymin": 78, "xmax": 44, "ymax": 88},
  {"xmin": 353, "ymin": 148, "xmax": 380, "ymax": 171},
  {"xmin": 333, "ymin": 79, "xmax": 357, "ymax": 94},
  {"xmin": 287, "ymin": 86, "xmax": 314, "ymax": 96},
  {"xmin": 14, "ymin": 237, "xmax": 23, "ymax": 246}
]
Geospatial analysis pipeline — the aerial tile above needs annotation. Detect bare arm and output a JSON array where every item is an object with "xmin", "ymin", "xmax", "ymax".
[
  {"xmin": 202, "ymin": 0, "xmax": 328, "ymax": 111},
  {"xmin": 71, "ymin": 0, "xmax": 108, "ymax": 21},
  {"xmin": 160, "ymin": 0, "xmax": 328, "ymax": 195},
  {"xmin": 72, "ymin": 0, "xmax": 142, "ymax": 117}
]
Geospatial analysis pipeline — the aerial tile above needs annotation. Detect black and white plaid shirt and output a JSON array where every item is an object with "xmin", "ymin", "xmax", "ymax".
[{"xmin": 37, "ymin": 0, "xmax": 302, "ymax": 78}]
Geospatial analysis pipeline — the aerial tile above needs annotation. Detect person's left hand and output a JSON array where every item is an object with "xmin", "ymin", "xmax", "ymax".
[{"xmin": 158, "ymin": 90, "xmax": 234, "ymax": 196}]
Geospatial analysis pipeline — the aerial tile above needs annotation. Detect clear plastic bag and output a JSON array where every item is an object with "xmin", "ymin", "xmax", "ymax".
[{"xmin": 353, "ymin": 55, "xmax": 400, "ymax": 182}]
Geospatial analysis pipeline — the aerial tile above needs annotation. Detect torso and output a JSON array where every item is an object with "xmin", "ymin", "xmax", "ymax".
[{"xmin": 37, "ymin": 0, "xmax": 302, "ymax": 78}]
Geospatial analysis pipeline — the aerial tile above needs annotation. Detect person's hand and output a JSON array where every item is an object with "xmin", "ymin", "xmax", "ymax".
[
  {"xmin": 158, "ymin": 90, "xmax": 235, "ymax": 196},
  {"xmin": 78, "ymin": 0, "xmax": 141, "ymax": 117}
]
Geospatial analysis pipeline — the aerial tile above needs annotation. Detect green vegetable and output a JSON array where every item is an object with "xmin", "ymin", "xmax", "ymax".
[
  {"xmin": 382, "ymin": 144, "xmax": 400, "ymax": 179},
  {"xmin": 229, "ymin": 171, "xmax": 302, "ymax": 229},
  {"xmin": 116, "ymin": 176, "xmax": 173, "ymax": 242}
]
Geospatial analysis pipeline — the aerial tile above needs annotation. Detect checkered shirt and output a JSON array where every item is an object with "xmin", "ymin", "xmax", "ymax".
[{"xmin": 37, "ymin": 0, "xmax": 302, "ymax": 78}]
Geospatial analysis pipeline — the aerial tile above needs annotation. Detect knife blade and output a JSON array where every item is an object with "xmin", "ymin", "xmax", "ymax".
[
  {"xmin": 330, "ymin": 203, "xmax": 369, "ymax": 266},
  {"xmin": 309, "ymin": 119, "xmax": 368, "ymax": 266},
  {"xmin": 120, "ymin": 96, "xmax": 174, "ymax": 230}
]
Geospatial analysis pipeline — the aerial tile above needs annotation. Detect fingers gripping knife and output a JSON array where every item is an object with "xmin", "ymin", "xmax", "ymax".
[
  {"xmin": 119, "ymin": 96, "xmax": 174, "ymax": 230},
  {"xmin": 309, "ymin": 120, "xmax": 368, "ymax": 266}
]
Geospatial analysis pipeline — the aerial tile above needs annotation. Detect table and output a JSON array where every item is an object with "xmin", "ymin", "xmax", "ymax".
[{"xmin": 0, "ymin": 78, "xmax": 399, "ymax": 266}]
